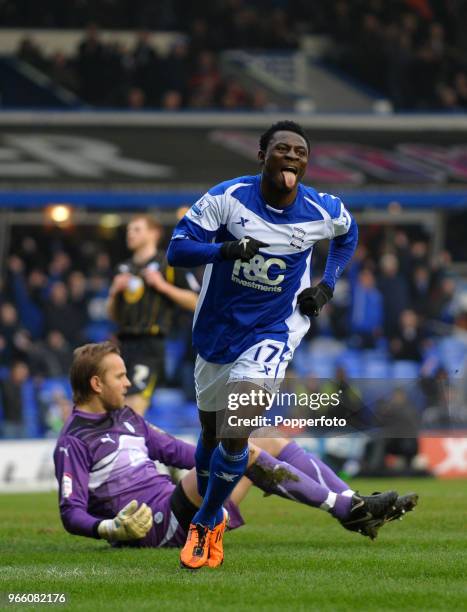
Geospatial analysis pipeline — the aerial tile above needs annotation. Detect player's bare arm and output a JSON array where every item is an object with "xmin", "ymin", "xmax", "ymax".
[
  {"xmin": 142, "ymin": 268, "xmax": 198, "ymax": 312},
  {"xmin": 107, "ymin": 273, "xmax": 131, "ymax": 320}
]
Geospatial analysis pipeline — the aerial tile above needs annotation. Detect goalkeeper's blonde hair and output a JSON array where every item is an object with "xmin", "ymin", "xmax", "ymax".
[{"xmin": 70, "ymin": 341, "xmax": 121, "ymax": 405}]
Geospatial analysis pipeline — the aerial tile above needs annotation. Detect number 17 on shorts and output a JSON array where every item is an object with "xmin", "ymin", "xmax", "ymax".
[{"xmin": 228, "ymin": 339, "xmax": 292, "ymax": 394}]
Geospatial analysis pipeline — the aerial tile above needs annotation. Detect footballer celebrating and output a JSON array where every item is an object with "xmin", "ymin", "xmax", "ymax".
[
  {"xmin": 167, "ymin": 120, "xmax": 405, "ymax": 569},
  {"xmin": 54, "ymin": 342, "xmax": 417, "ymax": 555},
  {"xmin": 108, "ymin": 214, "xmax": 198, "ymax": 416}
]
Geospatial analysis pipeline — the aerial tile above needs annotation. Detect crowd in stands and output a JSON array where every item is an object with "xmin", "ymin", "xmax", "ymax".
[
  {"xmin": 0, "ymin": 222, "xmax": 466, "ymax": 439},
  {"xmin": 16, "ymin": 26, "xmax": 272, "ymax": 110},
  {"xmin": 308, "ymin": 226, "xmax": 467, "ymax": 350},
  {"xmin": 325, "ymin": 0, "xmax": 467, "ymax": 111},
  {"xmin": 5, "ymin": 0, "xmax": 467, "ymax": 111}
]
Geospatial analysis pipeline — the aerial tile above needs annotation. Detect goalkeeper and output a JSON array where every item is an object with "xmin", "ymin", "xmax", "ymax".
[{"xmin": 54, "ymin": 342, "xmax": 417, "ymax": 553}]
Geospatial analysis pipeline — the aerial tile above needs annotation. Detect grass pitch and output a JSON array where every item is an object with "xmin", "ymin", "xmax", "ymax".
[{"xmin": 1, "ymin": 478, "xmax": 466, "ymax": 611}]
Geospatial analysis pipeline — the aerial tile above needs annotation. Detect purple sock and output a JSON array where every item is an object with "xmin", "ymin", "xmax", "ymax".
[
  {"xmin": 278, "ymin": 441, "xmax": 354, "ymax": 496},
  {"xmin": 246, "ymin": 450, "xmax": 352, "ymax": 520}
]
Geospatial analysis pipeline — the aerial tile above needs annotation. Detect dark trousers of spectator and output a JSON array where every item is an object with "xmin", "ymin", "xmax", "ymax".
[{"xmin": 364, "ymin": 437, "xmax": 418, "ymax": 472}]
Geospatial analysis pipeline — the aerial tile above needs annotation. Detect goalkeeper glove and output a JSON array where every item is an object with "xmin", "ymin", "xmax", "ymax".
[
  {"xmin": 297, "ymin": 282, "xmax": 333, "ymax": 317},
  {"xmin": 221, "ymin": 236, "xmax": 269, "ymax": 262},
  {"xmin": 97, "ymin": 499, "xmax": 153, "ymax": 542}
]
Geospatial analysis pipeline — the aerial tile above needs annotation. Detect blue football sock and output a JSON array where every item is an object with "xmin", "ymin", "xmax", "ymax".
[
  {"xmin": 215, "ymin": 507, "xmax": 224, "ymax": 525},
  {"xmin": 192, "ymin": 443, "xmax": 249, "ymax": 529},
  {"xmin": 194, "ymin": 435, "xmax": 215, "ymax": 498}
]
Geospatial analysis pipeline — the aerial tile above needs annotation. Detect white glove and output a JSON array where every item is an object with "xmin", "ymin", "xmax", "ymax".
[{"xmin": 98, "ymin": 500, "xmax": 153, "ymax": 542}]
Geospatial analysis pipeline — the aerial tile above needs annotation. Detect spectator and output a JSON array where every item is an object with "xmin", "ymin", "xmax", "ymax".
[
  {"xmin": 131, "ymin": 31, "xmax": 161, "ymax": 104},
  {"xmin": 411, "ymin": 265, "xmax": 431, "ymax": 317},
  {"xmin": 0, "ymin": 361, "xmax": 30, "ymax": 438},
  {"xmin": 430, "ymin": 276, "xmax": 457, "ymax": 323},
  {"xmin": 363, "ymin": 387, "xmax": 420, "ymax": 474},
  {"xmin": 454, "ymin": 71, "xmax": 467, "ymax": 108},
  {"xmin": 48, "ymin": 250, "xmax": 72, "ymax": 283},
  {"xmin": 410, "ymin": 240, "xmax": 430, "ymax": 270},
  {"xmin": 161, "ymin": 90, "xmax": 183, "ymax": 110},
  {"xmin": 92, "ymin": 252, "xmax": 112, "ymax": 279},
  {"xmin": 378, "ymin": 253, "xmax": 409, "ymax": 339},
  {"xmin": 76, "ymin": 23, "xmax": 107, "ymax": 105},
  {"xmin": 7, "ymin": 256, "xmax": 44, "ymax": 339},
  {"xmin": 16, "ymin": 36, "xmax": 48, "ymax": 71},
  {"xmin": 49, "ymin": 51, "xmax": 79, "ymax": 92},
  {"xmin": 393, "ymin": 230, "xmax": 412, "ymax": 276},
  {"xmin": 127, "ymin": 87, "xmax": 146, "ymax": 109},
  {"xmin": 420, "ymin": 366, "xmax": 451, "ymax": 426},
  {"xmin": 350, "ymin": 269, "xmax": 383, "ymax": 348},
  {"xmin": 390, "ymin": 309, "xmax": 424, "ymax": 362},
  {"xmin": 163, "ymin": 40, "xmax": 190, "ymax": 101},
  {"xmin": 328, "ymin": 278, "xmax": 351, "ymax": 340},
  {"xmin": 188, "ymin": 51, "xmax": 222, "ymax": 108},
  {"xmin": 28, "ymin": 331, "xmax": 74, "ymax": 378},
  {"xmin": 220, "ymin": 80, "xmax": 249, "ymax": 109},
  {"xmin": 43, "ymin": 387, "xmax": 73, "ymax": 437},
  {"xmin": 17, "ymin": 236, "xmax": 46, "ymax": 271},
  {"xmin": 0, "ymin": 302, "xmax": 25, "ymax": 363},
  {"xmin": 43, "ymin": 282, "xmax": 83, "ymax": 344}
]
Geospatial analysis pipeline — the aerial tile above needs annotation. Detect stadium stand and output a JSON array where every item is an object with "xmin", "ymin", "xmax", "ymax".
[{"xmin": 1, "ymin": 0, "xmax": 466, "ymax": 110}]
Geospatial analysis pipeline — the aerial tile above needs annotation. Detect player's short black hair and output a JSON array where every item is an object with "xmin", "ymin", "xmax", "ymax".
[{"xmin": 259, "ymin": 120, "xmax": 310, "ymax": 153}]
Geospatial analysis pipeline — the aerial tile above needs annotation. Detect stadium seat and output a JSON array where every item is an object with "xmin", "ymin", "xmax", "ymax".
[
  {"xmin": 438, "ymin": 337, "xmax": 467, "ymax": 376},
  {"xmin": 392, "ymin": 360, "xmax": 420, "ymax": 379},
  {"xmin": 310, "ymin": 360, "xmax": 335, "ymax": 380},
  {"xmin": 337, "ymin": 351, "xmax": 362, "ymax": 378},
  {"xmin": 363, "ymin": 359, "xmax": 391, "ymax": 379},
  {"xmin": 147, "ymin": 388, "xmax": 188, "ymax": 431},
  {"xmin": 84, "ymin": 322, "xmax": 115, "ymax": 343},
  {"xmin": 165, "ymin": 339, "xmax": 187, "ymax": 380},
  {"xmin": 291, "ymin": 345, "xmax": 312, "ymax": 376}
]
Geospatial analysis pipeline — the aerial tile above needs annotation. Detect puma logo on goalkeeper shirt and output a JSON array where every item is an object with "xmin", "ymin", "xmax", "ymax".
[{"xmin": 100, "ymin": 434, "xmax": 116, "ymax": 444}]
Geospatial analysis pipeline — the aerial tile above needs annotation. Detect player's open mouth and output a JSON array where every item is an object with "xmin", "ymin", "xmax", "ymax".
[{"xmin": 281, "ymin": 166, "xmax": 298, "ymax": 189}]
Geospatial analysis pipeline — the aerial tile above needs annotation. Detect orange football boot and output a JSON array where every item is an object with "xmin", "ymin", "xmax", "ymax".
[
  {"xmin": 205, "ymin": 510, "xmax": 228, "ymax": 568},
  {"xmin": 180, "ymin": 523, "xmax": 211, "ymax": 570}
]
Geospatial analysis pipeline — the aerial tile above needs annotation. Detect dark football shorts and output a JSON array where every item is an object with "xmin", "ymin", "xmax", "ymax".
[{"xmin": 119, "ymin": 336, "xmax": 166, "ymax": 398}]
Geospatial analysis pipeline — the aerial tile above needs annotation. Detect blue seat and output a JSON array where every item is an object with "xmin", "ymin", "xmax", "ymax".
[
  {"xmin": 291, "ymin": 346, "xmax": 313, "ymax": 377},
  {"xmin": 363, "ymin": 359, "xmax": 391, "ymax": 379},
  {"xmin": 310, "ymin": 360, "xmax": 335, "ymax": 380},
  {"xmin": 438, "ymin": 337, "xmax": 467, "ymax": 376},
  {"xmin": 85, "ymin": 322, "xmax": 115, "ymax": 343},
  {"xmin": 337, "ymin": 351, "xmax": 362, "ymax": 378},
  {"xmin": 392, "ymin": 360, "xmax": 420, "ymax": 379},
  {"xmin": 165, "ymin": 339, "xmax": 187, "ymax": 380}
]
